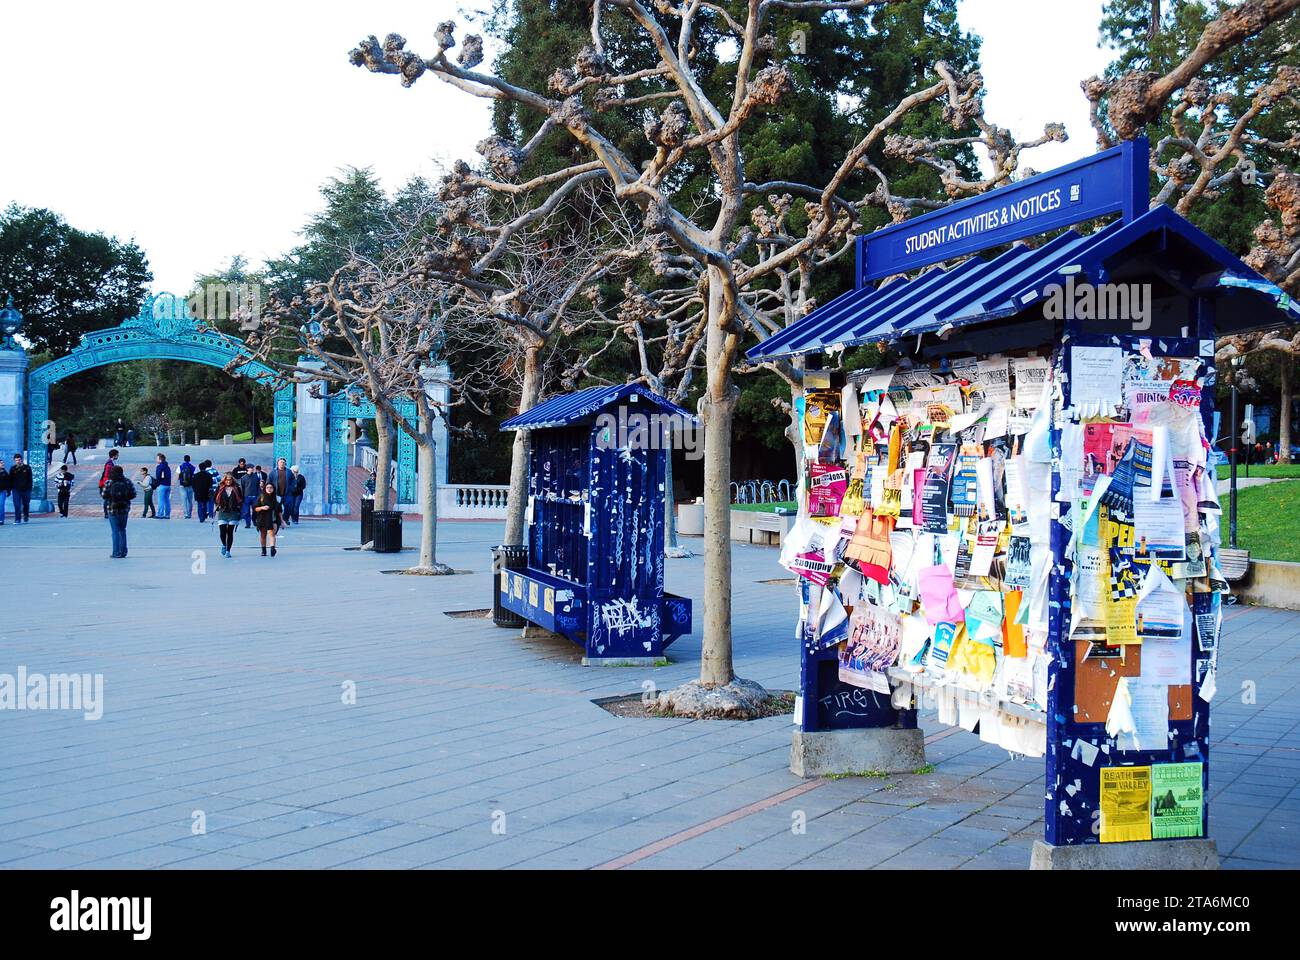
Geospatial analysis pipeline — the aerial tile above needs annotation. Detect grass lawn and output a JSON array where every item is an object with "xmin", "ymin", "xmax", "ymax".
[
  {"xmin": 731, "ymin": 500, "xmax": 796, "ymax": 513},
  {"xmin": 1215, "ymin": 463, "xmax": 1300, "ymax": 480},
  {"xmin": 230, "ymin": 426, "xmax": 276, "ymax": 442},
  {"xmin": 1235, "ymin": 479, "xmax": 1300, "ymax": 562}
]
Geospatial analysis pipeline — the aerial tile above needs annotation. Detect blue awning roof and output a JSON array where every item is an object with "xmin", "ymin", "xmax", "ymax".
[
  {"xmin": 747, "ymin": 205, "xmax": 1300, "ymax": 362},
  {"xmin": 501, "ymin": 382, "xmax": 697, "ymax": 431}
]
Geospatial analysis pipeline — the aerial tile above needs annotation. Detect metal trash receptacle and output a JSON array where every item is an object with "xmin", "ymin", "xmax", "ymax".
[
  {"xmin": 491, "ymin": 544, "xmax": 529, "ymax": 627},
  {"xmin": 361, "ymin": 497, "xmax": 375, "ymax": 545},
  {"xmin": 373, "ymin": 510, "xmax": 402, "ymax": 553}
]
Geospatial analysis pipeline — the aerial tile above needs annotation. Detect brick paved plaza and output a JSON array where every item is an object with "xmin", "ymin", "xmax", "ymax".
[{"xmin": 1, "ymin": 508, "xmax": 1297, "ymax": 870}]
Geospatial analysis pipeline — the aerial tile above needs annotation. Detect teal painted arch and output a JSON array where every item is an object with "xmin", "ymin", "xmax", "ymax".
[{"xmin": 26, "ymin": 295, "xmax": 294, "ymax": 502}]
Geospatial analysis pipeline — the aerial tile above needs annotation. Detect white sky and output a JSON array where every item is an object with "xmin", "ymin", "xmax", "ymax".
[{"xmin": 0, "ymin": 0, "xmax": 1114, "ymax": 295}]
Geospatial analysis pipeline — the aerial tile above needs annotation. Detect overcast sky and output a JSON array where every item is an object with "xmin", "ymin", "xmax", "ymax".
[{"xmin": 0, "ymin": 0, "xmax": 1113, "ymax": 295}]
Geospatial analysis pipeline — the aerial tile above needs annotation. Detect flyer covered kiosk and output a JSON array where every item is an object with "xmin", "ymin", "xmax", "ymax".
[
  {"xmin": 750, "ymin": 137, "xmax": 1300, "ymax": 869},
  {"xmin": 499, "ymin": 383, "xmax": 695, "ymax": 666}
]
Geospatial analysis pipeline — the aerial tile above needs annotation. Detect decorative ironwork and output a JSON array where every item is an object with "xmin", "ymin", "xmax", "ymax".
[
  {"xmin": 24, "ymin": 293, "xmax": 294, "ymax": 502},
  {"xmin": 326, "ymin": 395, "xmax": 417, "ymax": 509}
]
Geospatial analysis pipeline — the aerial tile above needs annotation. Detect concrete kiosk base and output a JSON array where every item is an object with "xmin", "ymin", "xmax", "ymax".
[
  {"xmin": 1030, "ymin": 838, "xmax": 1219, "ymax": 870},
  {"xmin": 790, "ymin": 727, "xmax": 926, "ymax": 778}
]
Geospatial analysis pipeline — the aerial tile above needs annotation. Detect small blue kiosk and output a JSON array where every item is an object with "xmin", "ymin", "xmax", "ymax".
[
  {"xmin": 749, "ymin": 137, "xmax": 1300, "ymax": 868},
  {"xmin": 499, "ymin": 383, "xmax": 695, "ymax": 665}
]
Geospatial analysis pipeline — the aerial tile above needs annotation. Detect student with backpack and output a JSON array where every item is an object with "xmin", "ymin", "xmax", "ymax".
[
  {"xmin": 137, "ymin": 467, "xmax": 156, "ymax": 518},
  {"xmin": 102, "ymin": 465, "xmax": 136, "ymax": 558},
  {"xmin": 178, "ymin": 454, "xmax": 196, "ymax": 519},
  {"xmin": 55, "ymin": 465, "xmax": 75, "ymax": 517},
  {"xmin": 98, "ymin": 449, "xmax": 120, "ymax": 518}
]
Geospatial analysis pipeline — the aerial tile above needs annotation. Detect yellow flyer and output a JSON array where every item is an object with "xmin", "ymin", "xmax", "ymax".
[{"xmin": 1100, "ymin": 766, "xmax": 1152, "ymax": 843}]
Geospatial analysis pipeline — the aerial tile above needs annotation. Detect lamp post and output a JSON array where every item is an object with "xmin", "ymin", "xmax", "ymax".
[{"xmin": 1229, "ymin": 355, "xmax": 1243, "ymax": 549}]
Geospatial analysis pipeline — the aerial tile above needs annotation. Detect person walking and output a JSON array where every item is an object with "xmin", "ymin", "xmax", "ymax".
[
  {"xmin": 271, "ymin": 458, "xmax": 293, "ymax": 526},
  {"xmin": 287, "ymin": 465, "xmax": 305, "ymax": 525},
  {"xmin": 253, "ymin": 481, "xmax": 283, "ymax": 557},
  {"xmin": 97, "ymin": 449, "xmax": 120, "ymax": 518},
  {"xmin": 9, "ymin": 454, "xmax": 32, "ymax": 523},
  {"xmin": 231, "ymin": 458, "xmax": 249, "ymax": 481},
  {"xmin": 63, "ymin": 432, "xmax": 78, "ymax": 465},
  {"xmin": 239, "ymin": 465, "xmax": 261, "ymax": 529},
  {"xmin": 214, "ymin": 473, "xmax": 243, "ymax": 558},
  {"xmin": 0, "ymin": 460, "xmax": 9, "ymax": 526},
  {"xmin": 126, "ymin": 425, "xmax": 135, "ymax": 447},
  {"xmin": 177, "ymin": 454, "xmax": 196, "ymax": 519},
  {"xmin": 54, "ymin": 464, "xmax": 74, "ymax": 517},
  {"xmin": 154, "ymin": 453, "xmax": 172, "ymax": 519},
  {"xmin": 137, "ymin": 467, "xmax": 156, "ymax": 517},
  {"xmin": 115, "ymin": 419, "xmax": 127, "ymax": 447},
  {"xmin": 192, "ymin": 459, "xmax": 215, "ymax": 522},
  {"xmin": 103, "ymin": 465, "xmax": 135, "ymax": 558}
]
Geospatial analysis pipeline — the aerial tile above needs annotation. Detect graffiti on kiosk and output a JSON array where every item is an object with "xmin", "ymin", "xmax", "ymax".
[{"xmin": 600, "ymin": 597, "xmax": 652, "ymax": 638}]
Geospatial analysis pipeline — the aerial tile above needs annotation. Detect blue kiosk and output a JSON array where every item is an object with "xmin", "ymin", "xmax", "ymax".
[
  {"xmin": 499, "ymin": 383, "xmax": 694, "ymax": 665},
  {"xmin": 749, "ymin": 137, "xmax": 1300, "ymax": 868}
]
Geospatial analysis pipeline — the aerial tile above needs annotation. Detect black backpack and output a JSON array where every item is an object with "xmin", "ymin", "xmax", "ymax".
[
  {"xmin": 107, "ymin": 478, "xmax": 135, "ymax": 506},
  {"xmin": 179, "ymin": 466, "xmax": 192, "ymax": 487}
]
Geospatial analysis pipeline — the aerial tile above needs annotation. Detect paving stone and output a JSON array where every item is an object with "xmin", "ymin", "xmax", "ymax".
[{"xmin": 1, "ymin": 514, "xmax": 1295, "ymax": 870}]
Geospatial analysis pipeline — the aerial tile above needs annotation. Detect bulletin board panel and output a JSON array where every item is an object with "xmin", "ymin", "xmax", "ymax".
[{"xmin": 1045, "ymin": 331, "xmax": 1218, "ymax": 846}]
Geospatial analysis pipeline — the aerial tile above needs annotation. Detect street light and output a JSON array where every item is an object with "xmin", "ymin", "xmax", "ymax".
[
  {"xmin": 0, "ymin": 295, "xmax": 23, "ymax": 350},
  {"xmin": 1229, "ymin": 354, "xmax": 1243, "ymax": 549}
]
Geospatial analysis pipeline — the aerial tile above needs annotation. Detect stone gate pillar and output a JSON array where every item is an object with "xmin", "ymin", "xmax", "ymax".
[
  {"xmin": 295, "ymin": 360, "xmax": 328, "ymax": 516},
  {"xmin": 0, "ymin": 346, "xmax": 27, "ymax": 464}
]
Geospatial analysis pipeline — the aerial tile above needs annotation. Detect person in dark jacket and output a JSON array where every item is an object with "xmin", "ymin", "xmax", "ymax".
[
  {"xmin": 0, "ymin": 461, "xmax": 10, "ymax": 525},
  {"xmin": 253, "ymin": 482, "xmax": 283, "ymax": 557},
  {"xmin": 271, "ymin": 458, "xmax": 294, "ymax": 526},
  {"xmin": 54, "ymin": 464, "xmax": 74, "ymax": 517},
  {"xmin": 9, "ymin": 454, "xmax": 33, "ymax": 523},
  {"xmin": 63, "ymin": 432, "xmax": 78, "ymax": 465},
  {"xmin": 214, "ymin": 473, "xmax": 244, "ymax": 557},
  {"xmin": 192, "ymin": 459, "xmax": 215, "ymax": 522},
  {"xmin": 154, "ymin": 453, "xmax": 172, "ymax": 519},
  {"xmin": 285, "ymin": 465, "xmax": 306, "ymax": 524},
  {"xmin": 239, "ymin": 466, "xmax": 261, "ymax": 528},
  {"xmin": 115, "ymin": 419, "xmax": 127, "ymax": 446},
  {"xmin": 103, "ymin": 465, "xmax": 136, "ymax": 558}
]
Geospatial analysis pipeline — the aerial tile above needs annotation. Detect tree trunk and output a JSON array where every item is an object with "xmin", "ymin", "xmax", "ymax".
[
  {"xmin": 1280, "ymin": 355, "xmax": 1293, "ymax": 464},
  {"xmin": 700, "ymin": 271, "xmax": 736, "ymax": 687},
  {"xmin": 504, "ymin": 345, "xmax": 543, "ymax": 546},
  {"xmin": 374, "ymin": 413, "xmax": 393, "ymax": 512},
  {"xmin": 417, "ymin": 412, "xmax": 439, "ymax": 570}
]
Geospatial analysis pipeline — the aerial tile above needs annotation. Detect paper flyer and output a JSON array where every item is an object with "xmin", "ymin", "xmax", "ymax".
[
  {"xmin": 1151, "ymin": 762, "xmax": 1205, "ymax": 839},
  {"xmin": 1100, "ymin": 766, "xmax": 1153, "ymax": 843},
  {"xmin": 1071, "ymin": 346, "xmax": 1124, "ymax": 409}
]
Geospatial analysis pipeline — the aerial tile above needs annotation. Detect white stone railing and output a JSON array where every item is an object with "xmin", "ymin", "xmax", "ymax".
[{"xmin": 438, "ymin": 483, "xmax": 510, "ymax": 519}]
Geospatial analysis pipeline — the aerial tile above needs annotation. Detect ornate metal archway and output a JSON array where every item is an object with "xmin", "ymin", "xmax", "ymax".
[
  {"xmin": 26, "ymin": 293, "xmax": 293, "ymax": 503},
  {"xmin": 326, "ymin": 393, "xmax": 417, "ymax": 512}
]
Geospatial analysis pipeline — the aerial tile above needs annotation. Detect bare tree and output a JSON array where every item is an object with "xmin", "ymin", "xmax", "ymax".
[{"xmin": 347, "ymin": 3, "xmax": 1069, "ymax": 712}]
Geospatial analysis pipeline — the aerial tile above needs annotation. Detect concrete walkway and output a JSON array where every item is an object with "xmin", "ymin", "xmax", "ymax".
[{"xmin": 0, "ymin": 515, "xmax": 1297, "ymax": 869}]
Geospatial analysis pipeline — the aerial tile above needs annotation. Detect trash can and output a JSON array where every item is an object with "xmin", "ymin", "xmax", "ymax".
[
  {"xmin": 491, "ymin": 544, "xmax": 529, "ymax": 627},
  {"xmin": 372, "ymin": 510, "xmax": 402, "ymax": 553},
  {"xmin": 361, "ymin": 497, "xmax": 375, "ymax": 545}
]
